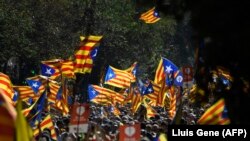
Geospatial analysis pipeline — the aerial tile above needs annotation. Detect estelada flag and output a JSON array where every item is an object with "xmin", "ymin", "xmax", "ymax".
[{"xmin": 119, "ymin": 123, "xmax": 141, "ymax": 141}]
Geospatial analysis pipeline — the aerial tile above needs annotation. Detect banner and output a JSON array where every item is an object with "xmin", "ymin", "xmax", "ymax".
[
  {"xmin": 182, "ymin": 66, "xmax": 193, "ymax": 89},
  {"xmin": 119, "ymin": 123, "xmax": 141, "ymax": 141},
  {"xmin": 69, "ymin": 103, "xmax": 90, "ymax": 133}
]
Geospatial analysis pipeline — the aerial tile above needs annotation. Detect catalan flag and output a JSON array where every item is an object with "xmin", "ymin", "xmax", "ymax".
[
  {"xmin": 0, "ymin": 89, "xmax": 16, "ymax": 141},
  {"xmin": 26, "ymin": 79, "xmax": 42, "ymax": 94},
  {"xmin": 168, "ymin": 86, "xmax": 176, "ymax": 120},
  {"xmin": 33, "ymin": 115, "xmax": 57, "ymax": 140},
  {"xmin": 48, "ymin": 81, "xmax": 60, "ymax": 104},
  {"xmin": 109, "ymin": 105, "xmax": 121, "ymax": 117},
  {"xmin": 155, "ymin": 57, "xmax": 179, "ymax": 84},
  {"xmin": 124, "ymin": 62, "xmax": 138, "ymax": 77},
  {"xmin": 13, "ymin": 86, "xmax": 39, "ymax": 103},
  {"xmin": 131, "ymin": 87, "xmax": 142, "ymax": 114},
  {"xmin": 41, "ymin": 63, "xmax": 57, "ymax": 78},
  {"xmin": 143, "ymin": 98, "xmax": 157, "ymax": 119},
  {"xmin": 144, "ymin": 80, "xmax": 161, "ymax": 105},
  {"xmin": 23, "ymin": 91, "xmax": 46, "ymax": 118},
  {"xmin": 140, "ymin": 7, "xmax": 160, "ymax": 24},
  {"xmin": 74, "ymin": 35, "xmax": 103, "ymax": 74},
  {"xmin": 104, "ymin": 66, "xmax": 135, "ymax": 89},
  {"xmin": 61, "ymin": 60, "xmax": 75, "ymax": 78},
  {"xmin": 0, "ymin": 72, "xmax": 14, "ymax": 103},
  {"xmin": 197, "ymin": 98, "xmax": 230, "ymax": 125},
  {"xmin": 54, "ymin": 80, "xmax": 69, "ymax": 116},
  {"xmin": 88, "ymin": 85, "xmax": 125, "ymax": 105}
]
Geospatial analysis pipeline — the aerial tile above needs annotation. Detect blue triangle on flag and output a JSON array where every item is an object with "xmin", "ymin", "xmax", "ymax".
[
  {"xmin": 26, "ymin": 79, "xmax": 42, "ymax": 94},
  {"xmin": 13, "ymin": 90, "xmax": 19, "ymax": 102},
  {"xmin": 222, "ymin": 106, "xmax": 229, "ymax": 119},
  {"xmin": 104, "ymin": 67, "xmax": 116, "ymax": 82},
  {"xmin": 162, "ymin": 57, "xmax": 178, "ymax": 74},
  {"xmin": 88, "ymin": 85, "xmax": 99, "ymax": 100},
  {"xmin": 41, "ymin": 64, "xmax": 55, "ymax": 77}
]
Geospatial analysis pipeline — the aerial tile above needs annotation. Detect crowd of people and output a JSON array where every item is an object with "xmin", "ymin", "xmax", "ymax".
[{"xmin": 34, "ymin": 88, "xmax": 213, "ymax": 141}]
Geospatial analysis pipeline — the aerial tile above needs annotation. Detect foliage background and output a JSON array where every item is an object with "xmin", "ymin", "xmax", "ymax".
[{"xmin": 0, "ymin": 0, "xmax": 194, "ymax": 84}]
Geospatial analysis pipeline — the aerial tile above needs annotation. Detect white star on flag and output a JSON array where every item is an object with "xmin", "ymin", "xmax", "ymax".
[
  {"xmin": 108, "ymin": 73, "xmax": 113, "ymax": 78},
  {"xmin": 132, "ymin": 69, "xmax": 136, "ymax": 75},
  {"xmin": 165, "ymin": 65, "xmax": 173, "ymax": 73},
  {"xmin": 14, "ymin": 90, "xmax": 18, "ymax": 96},
  {"xmin": 92, "ymin": 90, "xmax": 96, "ymax": 95},
  {"xmin": 148, "ymin": 88, "xmax": 153, "ymax": 93},
  {"xmin": 45, "ymin": 68, "xmax": 52, "ymax": 75},
  {"xmin": 32, "ymin": 82, "xmax": 39, "ymax": 88}
]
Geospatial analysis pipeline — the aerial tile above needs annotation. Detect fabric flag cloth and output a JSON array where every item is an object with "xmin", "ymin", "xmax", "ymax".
[
  {"xmin": 54, "ymin": 79, "xmax": 69, "ymax": 116},
  {"xmin": 138, "ymin": 79, "xmax": 154, "ymax": 96},
  {"xmin": 25, "ymin": 75, "xmax": 46, "ymax": 93},
  {"xmin": 33, "ymin": 115, "xmax": 57, "ymax": 140},
  {"xmin": 26, "ymin": 79, "xmax": 42, "ymax": 94},
  {"xmin": 104, "ymin": 65, "xmax": 136, "ymax": 89},
  {"xmin": 154, "ymin": 57, "xmax": 179, "ymax": 85},
  {"xmin": 109, "ymin": 105, "xmax": 121, "ymax": 117},
  {"xmin": 88, "ymin": 85, "xmax": 125, "ymax": 105},
  {"xmin": 140, "ymin": 7, "xmax": 160, "ymax": 24},
  {"xmin": 0, "ymin": 72, "xmax": 14, "ymax": 104},
  {"xmin": 74, "ymin": 35, "xmax": 103, "ymax": 74},
  {"xmin": 15, "ymin": 99, "xmax": 33, "ymax": 141},
  {"xmin": 168, "ymin": 87, "xmax": 177, "ymax": 120},
  {"xmin": 0, "ymin": 89, "xmax": 16, "ymax": 141},
  {"xmin": 61, "ymin": 60, "xmax": 75, "ymax": 78},
  {"xmin": 41, "ymin": 63, "xmax": 56, "ymax": 78},
  {"xmin": 143, "ymin": 98, "xmax": 157, "ymax": 119},
  {"xmin": 42, "ymin": 59, "xmax": 75, "ymax": 79},
  {"xmin": 174, "ymin": 71, "xmax": 183, "ymax": 87},
  {"xmin": 197, "ymin": 98, "xmax": 230, "ymax": 125},
  {"xmin": 23, "ymin": 91, "xmax": 46, "ymax": 118},
  {"xmin": 144, "ymin": 80, "xmax": 161, "ymax": 106},
  {"xmin": 124, "ymin": 62, "xmax": 138, "ymax": 77},
  {"xmin": 47, "ymin": 81, "xmax": 60, "ymax": 104},
  {"xmin": 13, "ymin": 86, "xmax": 39, "ymax": 104},
  {"xmin": 131, "ymin": 87, "xmax": 142, "ymax": 114}
]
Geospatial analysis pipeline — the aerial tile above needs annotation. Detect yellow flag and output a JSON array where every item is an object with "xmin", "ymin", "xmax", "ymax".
[{"xmin": 15, "ymin": 99, "xmax": 33, "ymax": 141}]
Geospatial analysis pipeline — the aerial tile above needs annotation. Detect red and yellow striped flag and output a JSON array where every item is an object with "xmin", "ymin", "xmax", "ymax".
[
  {"xmin": 13, "ymin": 86, "xmax": 39, "ymax": 103},
  {"xmin": 89, "ymin": 85, "xmax": 125, "ymax": 105},
  {"xmin": 33, "ymin": 115, "xmax": 57, "ymax": 140},
  {"xmin": 131, "ymin": 87, "xmax": 142, "ymax": 114},
  {"xmin": 74, "ymin": 35, "xmax": 103, "ymax": 74},
  {"xmin": 168, "ymin": 87, "xmax": 176, "ymax": 120},
  {"xmin": 61, "ymin": 60, "xmax": 75, "ymax": 78},
  {"xmin": 140, "ymin": 7, "xmax": 160, "ymax": 24},
  {"xmin": 197, "ymin": 98, "xmax": 230, "ymax": 125},
  {"xmin": 0, "ymin": 72, "xmax": 14, "ymax": 103},
  {"xmin": 144, "ymin": 80, "xmax": 161, "ymax": 105},
  {"xmin": 41, "ymin": 59, "xmax": 62, "ymax": 80},
  {"xmin": 104, "ymin": 66, "xmax": 135, "ymax": 89},
  {"xmin": 143, "ymin": 98, "xmax": 157, "ymax": 119}
]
